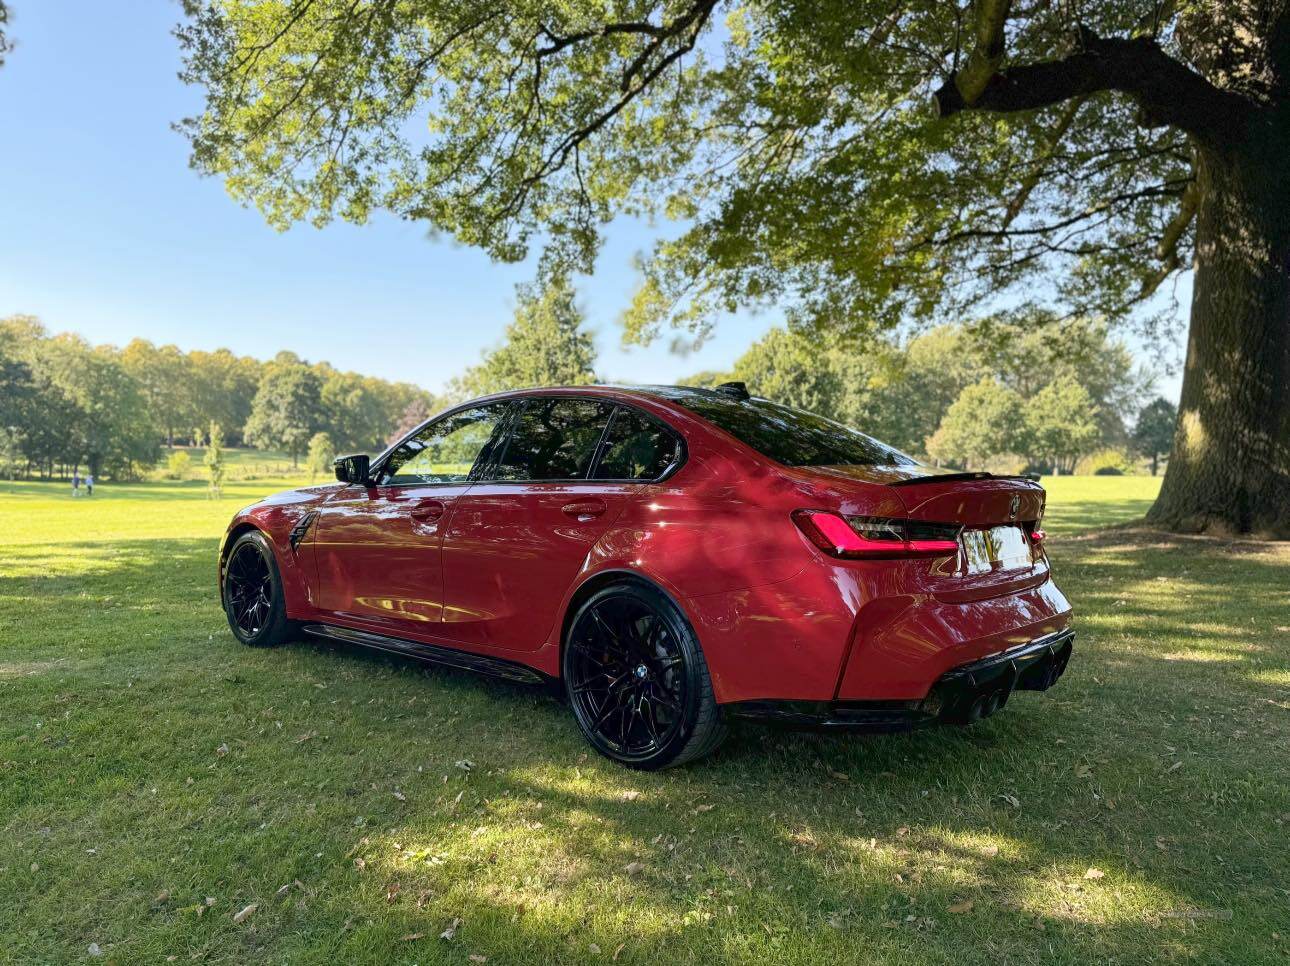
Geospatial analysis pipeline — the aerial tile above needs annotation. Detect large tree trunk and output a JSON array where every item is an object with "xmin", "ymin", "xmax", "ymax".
[{"xmin": 1147, "ymin": 132, "xmax": 1290, "ymax": 537}]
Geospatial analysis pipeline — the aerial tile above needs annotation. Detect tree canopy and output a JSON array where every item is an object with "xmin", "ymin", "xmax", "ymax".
[{"xmin": 179, "ymin": 0, "xmax": 1290, "ymax": 535}]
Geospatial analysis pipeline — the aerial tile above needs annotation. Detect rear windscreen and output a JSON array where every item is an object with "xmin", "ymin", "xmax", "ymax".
[{"xmin": 676, "ymin": 395, "xmax": 917, "ymax": 468}]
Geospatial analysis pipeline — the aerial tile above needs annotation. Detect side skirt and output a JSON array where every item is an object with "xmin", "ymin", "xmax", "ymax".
[{"xmin": 301, "ymin": 623, "xmax": 548, "ymax": 685}]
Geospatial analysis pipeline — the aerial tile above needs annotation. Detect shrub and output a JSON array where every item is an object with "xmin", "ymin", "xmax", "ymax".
[
  {"xmin": 165, "ymin": 450, "xmax": 192, "ymax": 480},
  {"xmin": 1076, "ymin": 447, "xmax": 1134, "ymax": 476}
]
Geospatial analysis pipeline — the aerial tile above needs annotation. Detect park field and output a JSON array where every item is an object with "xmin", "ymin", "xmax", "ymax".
[{"xmin": 1, "ymin": 475, "xmax": 1287, "ymax": 963}]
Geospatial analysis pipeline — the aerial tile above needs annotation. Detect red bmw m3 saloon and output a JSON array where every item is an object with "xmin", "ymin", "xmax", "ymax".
[{"xmin": 219, "ymin": 383, "xmax": 1073, "ymax": 769}]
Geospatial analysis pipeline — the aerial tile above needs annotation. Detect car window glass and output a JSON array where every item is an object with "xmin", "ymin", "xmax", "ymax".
[
  {"xmin": 593, "ymin": 407, "xmax": 680, "ymax": 480},
  {"xmin": 493, "ymin": 398, "xmax": 611, "ymax": 481},
  {"xmin": 675, "ymin": 395, "xmax": 917, "ymax": 467},
  {"xmin": 381, "ymin": 404, "xmax": 506, "ymax": 484}
]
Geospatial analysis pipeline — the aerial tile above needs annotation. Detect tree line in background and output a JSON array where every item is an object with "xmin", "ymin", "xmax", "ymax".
[
  {"xmin": 686, "ymin": 309, "xmax": 1177, "ymax": 476},
  {"xmin": 0, "ymin": 276, "xmax": 1178, "ymax": 482},
  {"xmin": 0, "ymin": 315, "xmax": 433, "ymax": 480}
]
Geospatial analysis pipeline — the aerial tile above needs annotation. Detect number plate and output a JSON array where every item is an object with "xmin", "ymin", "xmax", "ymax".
[{"xmin": 960, "ymin": 525, "xmax": 1033, "ymax": 575}]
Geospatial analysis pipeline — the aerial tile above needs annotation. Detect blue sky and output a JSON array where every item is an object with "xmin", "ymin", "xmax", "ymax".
[{"xmin": 0, "ymin": 1, "xmax": 1185, "ymax": 401}]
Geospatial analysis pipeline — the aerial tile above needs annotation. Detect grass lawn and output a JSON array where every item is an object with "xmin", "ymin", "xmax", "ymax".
[{"xmin": 2, "ymin": 474, "xmax": 1287, "ymax": 963}]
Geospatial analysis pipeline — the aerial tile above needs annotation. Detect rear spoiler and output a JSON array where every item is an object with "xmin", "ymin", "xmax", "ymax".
[{"xmin": 888, "ymin": 472, "xmax": 1041, "ymax": 487}]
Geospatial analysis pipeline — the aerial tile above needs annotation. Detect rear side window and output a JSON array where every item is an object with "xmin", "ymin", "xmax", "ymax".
[
  {"xmin": 676, "ymin": 395, "xmax": 915, "ymax": 467},
  {"xmin": 593, "ymin": 407, "xmax": 680, "ymax": 480},
  {"xmin": 493, "ymin": 398, "xmax": 612, "ymax": 481}
]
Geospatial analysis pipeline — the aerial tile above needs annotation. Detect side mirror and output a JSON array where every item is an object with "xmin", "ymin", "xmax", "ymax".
[{"xmin": 333, "ymin": 453, "xmax": 371, "ymax": 485}]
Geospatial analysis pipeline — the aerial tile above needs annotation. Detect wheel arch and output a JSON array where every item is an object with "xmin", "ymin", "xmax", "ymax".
[
  {"xmin": 556, "ymin": 568, "xmax": 694, "ymax": 670},
  {"xmin": 220, "ymin": 521, "xmax": 263, "ymax": 572}
]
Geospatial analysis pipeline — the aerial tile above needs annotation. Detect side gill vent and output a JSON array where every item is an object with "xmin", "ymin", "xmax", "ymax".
[{"xmin": 289, "ymin": 510, "xmax": 319, "ymax": 552}]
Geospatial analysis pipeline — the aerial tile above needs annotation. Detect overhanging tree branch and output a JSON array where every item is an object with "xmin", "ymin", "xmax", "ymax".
[
  {"xmin": 954, "ymin": 0, "xmax": 1013, "ymax": 106},
  {"xmin": 933, "ymin": 28, "xmax": 1250, "ymax": 143}
]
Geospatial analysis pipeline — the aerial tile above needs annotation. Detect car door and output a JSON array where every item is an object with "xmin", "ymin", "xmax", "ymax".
[
  {"xmin": 313, "ymin": 402, "xmax": 511, "ymax": 636},
  {"xmin": 439, "ymin": 397, "xmax": 652, "ymax": 651}
]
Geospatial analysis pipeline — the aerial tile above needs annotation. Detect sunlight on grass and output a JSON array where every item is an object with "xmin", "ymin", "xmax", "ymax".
[{"xmin": 2, "ymin": 473, "xmax": 1288, "ymax": 963}]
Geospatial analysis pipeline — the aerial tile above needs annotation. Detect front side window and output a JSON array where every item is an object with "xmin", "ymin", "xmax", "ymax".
[
  {"xmin": 380, "ymin": 404, "xmax": 508, "ymax": 484},
  {"xmin": 593, "ymin": 407, "xmax": 681, "ymax": 480},
  {"xmin": 676, "ymin": 394, "xmax": 917, "ymax": 468},
  {"xmin": 493, "ymin": 398, "xmax": 612, "ymax": 481}
]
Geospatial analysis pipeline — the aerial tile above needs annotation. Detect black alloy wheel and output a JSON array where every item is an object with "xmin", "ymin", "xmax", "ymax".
[
  {"xmin": 563, "ymin": 581, "xmax": 726, "ymax": 769},
  {"xmin": 222, "ymin": 530, "xmax": 294, "ymax": 646}
]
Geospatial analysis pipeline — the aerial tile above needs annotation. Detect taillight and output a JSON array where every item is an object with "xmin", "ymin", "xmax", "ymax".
[
  {"xmin": 792, "ymin": 510, "xmax": 961, "ymax": 559},
  {"xmin": 1030, "ymin": 527, "xmax": 1046, "ymax": 546}
]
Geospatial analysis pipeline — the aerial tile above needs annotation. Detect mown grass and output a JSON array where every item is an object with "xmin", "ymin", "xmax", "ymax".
[{"xmin": 1, "ymin": 474, "xmax": 1287, "ymax": 964}]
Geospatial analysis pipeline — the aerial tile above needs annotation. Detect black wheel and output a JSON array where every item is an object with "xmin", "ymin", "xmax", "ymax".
[
  {"xmin": 563, "ymin": 581, "xmax": 726, "ymax": 770},
  {"xmin": 221, "ymin": 531, "xmax": 294, "ymax": 647}
]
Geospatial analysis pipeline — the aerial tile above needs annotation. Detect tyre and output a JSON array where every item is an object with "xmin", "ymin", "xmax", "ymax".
[
  {"xmin": 563, "ymin": 581, "xmax": 727, "ymax": 769},
  {"xmin": 221, "ymin": 530, "xmax": 295, "ymax": 647}
]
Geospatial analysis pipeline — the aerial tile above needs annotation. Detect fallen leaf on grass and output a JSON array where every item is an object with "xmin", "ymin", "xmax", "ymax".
[
  {"xmin": 613, "ymin": 943, "xmax": 626, "ymax": 960},
  {"xmin": 624, "ymin": 861, "xmax": 646, "ymax": 876},
  {"xmin": 1084, "ymin": 867, "xmax": 1106, "ymax": 880},
  {"xmin": 1075, "ymin": 764, "xmax": 1093, "ymax": 778},
  {"xmin": 232, "ymin": 903, "xmax": 258, "ymax": 924},
  {"xmin": 385, "ymin": 882, "xmax": 401, "ymax": 903},
  {"xmin": 215, "ymin": 743, "xmax": 229, "ymax": 756},
  {"xmin": 87, "ymin": 943, "xmax": 103, "ymax": 957},
  {"xmin": 620, "ymin": 790, "xmax": 641, "ymax": 802},
  {"xmin": 440, "ymin": 917, "xmax": 462, "ymax": 940},
  {"xmin": 828, "ymin": 770, "xmax": 849, "ymax": 782},
  {"xmin": 981, "ymin": 845, "xmax": 1000, "ymax": 858},
  {"xmin": 1165, "ymin": 760, "xmax": 1183, "ymax": 773},
  {"xmin": 469, "ymin": 956, "xmax": 488, "ymax": 964},
  {"xmin": 693, "ymin": 803, "xmax": 715, "ymax": 814},
  {"xmin": 947, "ymin": 900, "xmax": 974, "ymax": 914},
  {"xmin": 392, "ymin": 790, "xmax": 407, "ymax": 802},
  {"xmin": 455, "ymin": 759, "xmax": 474, "ymax": 772},
  {"xmin": 400, "ymin": 933, "xmax": 425, "ymax": 942}
]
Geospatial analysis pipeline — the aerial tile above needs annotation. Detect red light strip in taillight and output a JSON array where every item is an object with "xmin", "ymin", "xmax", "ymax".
[
  {"xmin": 792, "ymin": 510, "xmax": 959, "ymax": 560},
  {"xmin": 1030, "ymin": 528, "xmax": 1046, "ymax": 545}
]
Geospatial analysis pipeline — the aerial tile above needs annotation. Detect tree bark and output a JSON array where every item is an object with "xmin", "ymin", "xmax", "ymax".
[{"xmin": 1146, "ymin": 127, "xmax": 1290, "ymax": 537}]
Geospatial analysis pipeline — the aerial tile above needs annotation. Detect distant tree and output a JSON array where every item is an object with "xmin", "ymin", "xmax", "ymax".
[
  {"xmin": 306, "ymin": 431, "xmax": 334, "ymax": 482},
  {"xmin": 730, "ymin": 328, "xmax": 844, "ymax": 419},
  {"xmin": 205, "ymin": 421, "xmax": 225, "ymax": 498},
  {"xmin": 387, "ymin": 397, "xmax": 435, "ymax": 446},
  {"xmin": 1025, "ymin": 376, "xmax": 1102, "ymax": 474},
  {"xmin": 926, "ymin": 379, "xmax": 1024, "ymax": 470},
  {"xmin": 455, "ymin": 274, "xmax": 596, "ymax": 397},
  {"xmin": 166, "ymin": 450, "xmax": 192, "ymax": 480},
  {"xmin": 0, "ymin": 352, "xmax": 36, "ymax": 472},
  {"xmin": 0, "ymin": 427, "xmax": 21, "ymax": 479},
  {"xmin": 244, "ymin": 358, "xmax": 323, "ymax": 467},
  {"xmin": 1133, "ymin": 397, "xmax": 1179, "ymax": 476},
  {"xmin": 34, "ymin": 335, "xmax": 159, "ymax": 479},
  {"xmin": 190, "ymin": 348, "xmax": 262, "ymax": 445},
  {"xmin": 121, "ymin": 339, "xmax": 196, "ymax": 448},
  {"xmin": 968, "ymin": 310, "xmax": 1149, "ymax": 446}
]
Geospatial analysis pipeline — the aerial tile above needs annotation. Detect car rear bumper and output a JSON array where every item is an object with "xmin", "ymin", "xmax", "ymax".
[{"xmin": 724, "ymin": 628, "xmax": 1074, "ymax": 731}]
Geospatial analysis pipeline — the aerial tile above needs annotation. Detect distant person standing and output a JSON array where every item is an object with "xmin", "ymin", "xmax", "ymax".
[
  {"xmin": 72, "ymin": 471, "xmax": 80, "ymax": 497},
  {"xmin": 85, "ymin": 473, "xmax": 94, "ymax": 497}
]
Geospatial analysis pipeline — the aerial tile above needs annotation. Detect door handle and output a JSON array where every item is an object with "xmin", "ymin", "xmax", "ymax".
[
  {"xmin": 562, "ymin": 499, "xmax": 607, "ymax": 522},
  {"xmin": 410, "ymin": 500, "xmax": 446, "ymax": 523}
]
